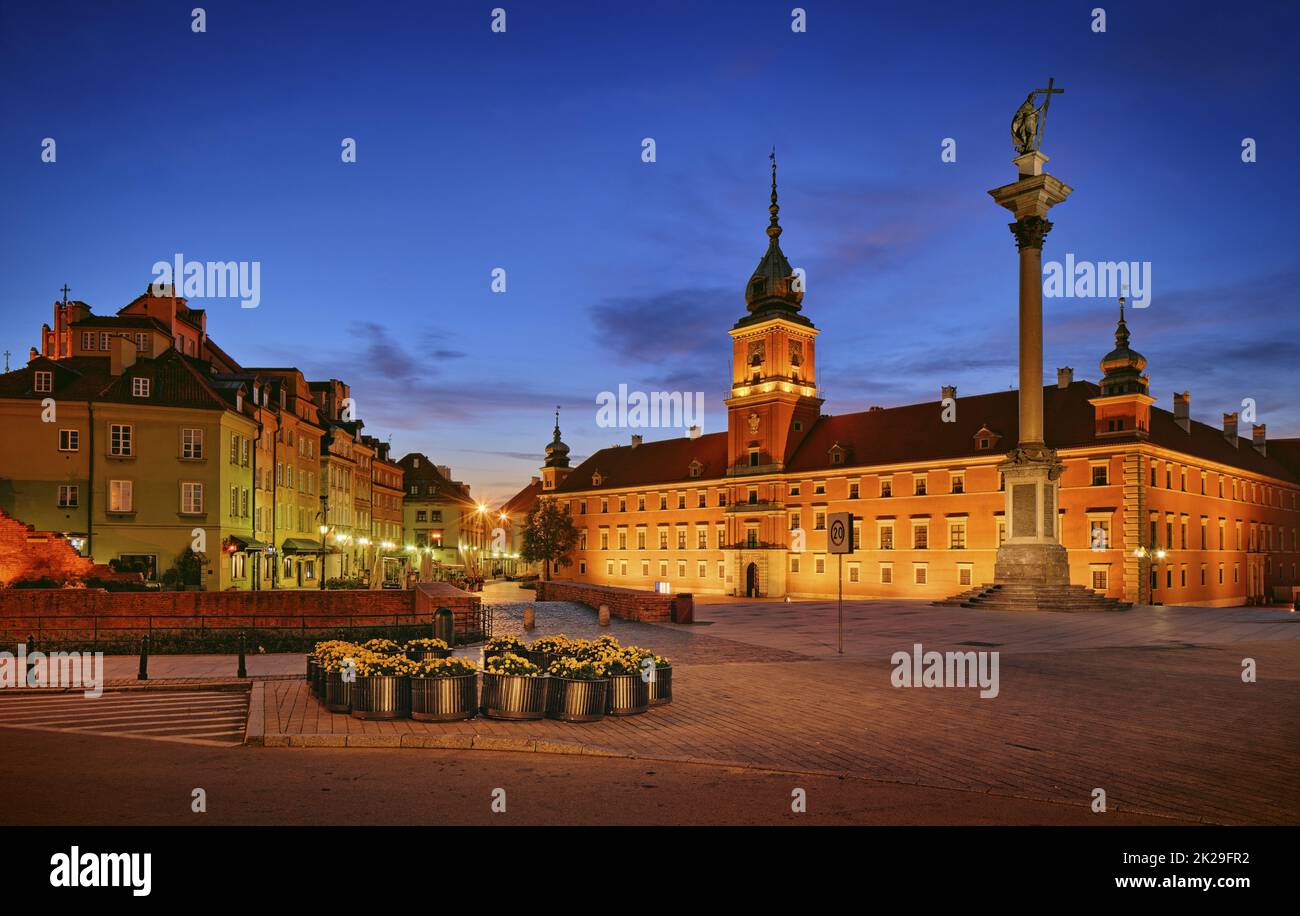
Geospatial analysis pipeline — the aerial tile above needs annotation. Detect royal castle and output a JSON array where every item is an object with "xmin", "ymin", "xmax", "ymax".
[{"xmin": 524, "ymin": 162, "xmax": 1300, "ymax": 606}]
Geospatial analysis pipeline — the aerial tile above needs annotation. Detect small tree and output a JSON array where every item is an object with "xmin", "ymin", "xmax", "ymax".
[
  {"xmin": 519, "ymin": 498, "xmax": 579, "ymax": 581},
  {"xmin": 160, "ymin": 547, "xmax": 205, "ymax": 590}
]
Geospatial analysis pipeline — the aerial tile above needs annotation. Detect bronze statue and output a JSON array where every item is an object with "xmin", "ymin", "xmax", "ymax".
[{"xmin": 1011, "ymin": 78, "xmax": 1064, "ymax": 154}]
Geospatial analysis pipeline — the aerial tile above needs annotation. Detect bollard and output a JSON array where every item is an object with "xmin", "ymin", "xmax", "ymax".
[
  {"xmin": 137, "ymin": 634, "xmax": 150, "ymax": 681},
  {"xmin": 434, "ymin": 606, "xmax": 455, "ymax": 647},
  {"xmin": 523, "ymin": 606, "xmax": 535, "ymax": 630},
  {"xmin": 598, "ymin": 605, "xmax": 610, "ymax": 627},
  {"xmin": 237, "ymin": 631, "xmax": 247, "ymax": 678},
  {"xmin": 25, "ymin": 634, "xmax": 36, "ymax": 688}
]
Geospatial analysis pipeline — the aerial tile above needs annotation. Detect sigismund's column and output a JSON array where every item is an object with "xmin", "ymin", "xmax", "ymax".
[{"xmin": 989, "ymin": 149, "xmax": 1073, "ymax": 585}]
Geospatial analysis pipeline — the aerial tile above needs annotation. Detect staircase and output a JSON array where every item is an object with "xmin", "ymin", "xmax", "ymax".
[{"xmin": 932, "ymin": 582, "xmax": 1132, "ymax": 613}]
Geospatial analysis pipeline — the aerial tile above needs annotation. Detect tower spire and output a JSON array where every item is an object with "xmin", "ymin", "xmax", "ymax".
[{"xmin": 768, "ymin": 147, "xmax": 781, "ymax": 241}]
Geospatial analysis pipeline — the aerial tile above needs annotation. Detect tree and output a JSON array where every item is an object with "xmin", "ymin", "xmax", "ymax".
[
  {"xmin": 519, "ymin": 498, "xmax": 579, "ymax": 581},
  {"xmin": 160, "ymin": 548, "xmax": 205, "ymax": 590}
]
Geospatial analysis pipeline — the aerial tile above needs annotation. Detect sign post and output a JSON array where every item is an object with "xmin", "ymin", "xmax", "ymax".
[{"xmin": 827, "ymin": 512, "xmax": 853, "ymax": 655}]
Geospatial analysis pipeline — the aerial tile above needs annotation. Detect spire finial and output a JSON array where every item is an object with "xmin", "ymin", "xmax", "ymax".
[
  {"xmin": 767, "ymin": 148, "xmax": 781, "ymax": 240},
  {"xmin": 60, "ymin": 284, "xmax": 70, "ymax": 305},
  {"xmin": 553, "ymin": 405, "xmax": 561, "ymax": 438},
  {"xmin": 1114, "ymin": 290, "xmax": 1130, "ymax": 348}
]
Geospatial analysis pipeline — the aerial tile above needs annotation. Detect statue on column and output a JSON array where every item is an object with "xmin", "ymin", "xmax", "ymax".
[{"xmin": 1011, "ymin": 78, "xmax": 1064, "ymax": 154}]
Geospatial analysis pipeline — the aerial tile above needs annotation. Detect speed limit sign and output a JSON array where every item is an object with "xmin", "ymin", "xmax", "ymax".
[{"xmin": 828, "ymin": 512, "xmax": 853, "ymax": 554}]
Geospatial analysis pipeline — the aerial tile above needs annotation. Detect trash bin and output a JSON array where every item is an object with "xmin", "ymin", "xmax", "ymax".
[{"xmin": 671, "ymin": 593, "xmax": 694, "ymax": 624}]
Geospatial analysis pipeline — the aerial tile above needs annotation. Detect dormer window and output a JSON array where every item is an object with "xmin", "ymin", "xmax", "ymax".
[
  {"xmin": 978, "ymin": 438, "xmax": 990, "ymax": 449},
  {"xmin": 34, "ymin": 370, "xmax": 53, "ymax": 393},
  {"xmin": 592, "ymin": 472, "xmax": 604, "ymax": 487},
  {"xmin": 688, "ymin": 459, "xmax": 703, "ymax": 478},
  {"xmin": 132, "ymin": 377, "xmax": 151, "ymax": 398}
]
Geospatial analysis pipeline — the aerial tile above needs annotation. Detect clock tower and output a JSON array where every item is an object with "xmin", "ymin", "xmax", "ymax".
[{"xmin": 725, "ymin": 154, "xmax": 822, "ymax": 473}]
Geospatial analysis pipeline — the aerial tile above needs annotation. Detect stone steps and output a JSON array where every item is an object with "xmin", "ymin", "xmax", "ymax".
[{"xmin": 932, "ymin": 582, "xmax": 1132, "ymax": 613}]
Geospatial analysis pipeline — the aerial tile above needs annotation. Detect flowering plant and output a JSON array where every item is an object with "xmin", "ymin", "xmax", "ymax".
[
  {"xmin": 485, "ymin": 636, "xmax": 527, "ymax": 655},
  {"xmin": 314, "ymin": 641, "xmax": 361, "ymax": 671},
  {"xmin": 352, "ymin": 650, "xmax": 416, "ymax": 677},
  {"xmin": 596, "ymin": 647, "xmax": 645, "ymax": 676},
  {"xmin": 652, "ymin": 654, "xmax": 671, "ymax": 669},
  {"xmin": 412, "ymin": 656, "xmax": 477, "ymax": 678},
  {"xmin": 361, "ymin": 638, "xmax": 402, "ymax": 655},
  {"xmin": 547, "ymin": 657, "xmax": 607, "ymax": 680},
  {"xmin": 528, "ymin": 634, "xmax": 573, "ymax": 655},
  {"xmin": 483, "ymin": 652, "xmax": 542, "ymax": 677},
  {"xmin": 404, "ymin": 637, "xmax": 450, "ymax": 652}
]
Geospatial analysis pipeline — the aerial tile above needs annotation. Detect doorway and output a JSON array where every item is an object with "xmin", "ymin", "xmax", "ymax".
[{"xmin": 745, "ymin": 562, "xmax": 759, "ymax": 598}]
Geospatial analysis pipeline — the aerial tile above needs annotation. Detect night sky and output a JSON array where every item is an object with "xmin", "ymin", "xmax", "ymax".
[{"xmin": 2, "ymin": 0, "xmax": 1297, "ymax": 503}]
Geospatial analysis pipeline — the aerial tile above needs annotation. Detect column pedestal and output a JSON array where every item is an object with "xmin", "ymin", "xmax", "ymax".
[{"xmin": 994, "ymin": 446, "xmax": 1070, "ymax": 585}]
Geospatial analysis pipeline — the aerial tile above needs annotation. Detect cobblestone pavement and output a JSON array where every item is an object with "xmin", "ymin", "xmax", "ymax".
[
  {"xmin": 256, "ymin": 636, "xmax": 1300, "ymax": 826},
  {"xmin": 9, "ymin": 586, "xmax": 1299, "ymax": 825}
]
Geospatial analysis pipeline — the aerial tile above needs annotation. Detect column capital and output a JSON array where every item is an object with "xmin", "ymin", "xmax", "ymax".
[{"xmin": 1009, "ymin": 215, "xmax": 1053, "ymax": 251}]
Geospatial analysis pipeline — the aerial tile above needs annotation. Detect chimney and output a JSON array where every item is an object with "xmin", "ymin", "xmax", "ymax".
[
  {"xmin": 530, "ymin": 476, "xmax": 540, "ymax": 486},
  {"xmin": 109, "ymin": 336, "xmax": 138, "ymax": 377},
  {"xmin": 28, "ymin": 347, "xmax": 38, "ymax": 363},
  {"xmin": 631, "ymin": 434, "xmax": 643, "ymax": 448},
  {"xmin": 1173, "ymin": 391, "xmax": 1191, "ymax": 433},
  {"xmin": 868, "ymin": 405, "xmax": 884, "ymax": 412},
  {"xmin": 1223, "ymin": 412, "xmax": 1238, "ymax": 446},
  {"xmin": 1252, "ymin": 423, "xmax": 1266, "ymax": 456},
  {"xmin": 687, "ymin": 425, "xmax": 701, "ymax": 439},
  {"xmin": 941, "ymin": 385, "xmax": 956, "ymax": 401},
  {"xmin": 1056, "ymin": 367, "xmax": 1073, "ymax": 389}
]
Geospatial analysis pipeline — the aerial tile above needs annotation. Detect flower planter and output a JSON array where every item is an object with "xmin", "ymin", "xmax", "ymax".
[
  {"xmin": 306, "ymin": 655, "xmax": 317, "ymax": 693},
  {"xmin": 323, "ymin": 670, "xmax": 351, "ymax": 713},
  {"xmin": 406, "ymin": 647, "xmax": 453, "ymax": 663},
  {"xmin": 648, "ymin": 666, "xmax": 672, "ymax": 706},
  {"xmin": 480, "ymin": 672, "xmax": 547, "ymax": 720},
  {"xmin": 606, "ymin": 673, "xmax": 650, "ymax": 716},
  {"xmin": 350, "ymin": 674, "xmax": 411, "ymax": 720},
  {"xmin": 313, "ymin": 663, "xmax": 326, "ymax": 696},
  {"xmin": 546, "ymin": 677, "xmax": 609, "ymax": 723},
  {"xmin": 410, "ymin": 674, "xmax": 478, "ymax": 721}
]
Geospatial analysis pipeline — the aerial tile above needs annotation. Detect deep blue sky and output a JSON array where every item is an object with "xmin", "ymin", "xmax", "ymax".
[{"xmin": 2, "ymin": 0, "xmax": 1297, "ymax": 502}]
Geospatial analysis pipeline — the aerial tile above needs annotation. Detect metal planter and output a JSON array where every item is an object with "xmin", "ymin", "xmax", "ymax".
[
  {"xmin": 546, "ymin": 677, "xmax": 609, "ymax": 723},
  {"xmin": 648, "ymin": 666, "xmax": 673, "ymax": 706},
  {"xmin": 323, "ymin": 670, "xmax": 351, "ymax": 713},
  {"xmin": 313, "ymin": 663, "xmax": 326, "ymax": 696},
  {"xmin": 607, "ymin": 673, "xmax": 650, "ymax": 716},
  {"xmin": 350, "ymin": 675, "xmax": 411, "ymax": 720},
  {"xmin": 410, "ymin": 674, "xmax": 478, "ymax": 721},
  {"xmin": 480, "ymin": 672, "xmax": 547, "ymax": 720},
  {"xmin": 306, "ymin": 655, "xmax": 318, "ymax": 694}
]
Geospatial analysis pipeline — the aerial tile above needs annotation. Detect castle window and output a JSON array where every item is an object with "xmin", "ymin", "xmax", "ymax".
[
  {"xmin": 978, "ymin": 437, "xmax": 990, "ymax": 449},
  {"xmin": 748, "ymin": 448, "xmax": 760, "ymax": 467},
  {"xmin": 1091, "ymin": 464, "xmax": 1109, "ymax": 486}
]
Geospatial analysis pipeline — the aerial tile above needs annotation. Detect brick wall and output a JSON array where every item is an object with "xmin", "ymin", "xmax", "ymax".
[
  {"xmin": 535, "ymin": 580, "xmax": 691, "ymax": 623},
  {"xmin": 0, "ymin": 584, "xmax": 482, "ymax": 641},
  {"xmin": 0, "ymin": 508, "xmax": 125, "ymax": 586}
]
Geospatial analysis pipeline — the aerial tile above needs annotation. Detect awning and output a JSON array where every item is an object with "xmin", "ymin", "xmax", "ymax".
[
  {"xmin": 228, "ymin": 535, "xmax": 271, "ymax": 551},
  {"xmin": 281, "ymin": 538, "xmax": 338, "ymax": 554}
]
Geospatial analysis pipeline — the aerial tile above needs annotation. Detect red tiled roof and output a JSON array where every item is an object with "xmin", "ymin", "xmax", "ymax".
[
  {"xmin": 500, "ymin": 479, "xmax": 543, "ymax": 515},
  {"xmin": 0, "ymin": 352, "xmax": 235, "ymax": 411},
  {"xmin": 555, "ymin": 432, "xmax": 728, "ymax": 493},
  {"xmin": 547, "ymin": 382, "xmax": 1299, "ymax": 490}
]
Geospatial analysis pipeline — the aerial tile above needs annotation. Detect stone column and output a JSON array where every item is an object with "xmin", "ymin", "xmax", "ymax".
[{"xmin": 988, "ymin": 152, "xmax": 1073, "ymax": 586}]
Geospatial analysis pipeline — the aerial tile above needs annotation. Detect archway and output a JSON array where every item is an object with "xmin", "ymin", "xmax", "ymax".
[{"xmin": 745, "ymin": 562, "xmax": 759, "ymax": 598}]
